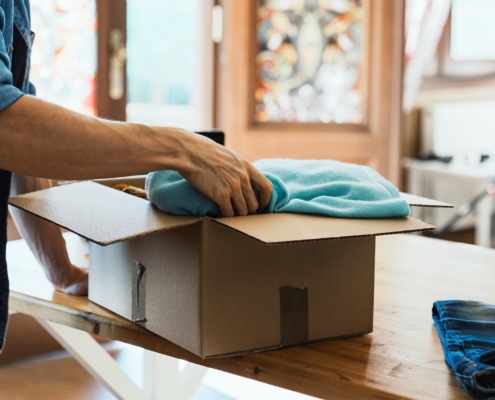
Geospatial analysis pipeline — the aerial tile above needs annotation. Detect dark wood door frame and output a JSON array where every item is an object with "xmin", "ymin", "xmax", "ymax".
[{"xmin": 96, "ymin": 0, "xmax": 127, "ymax": 121}]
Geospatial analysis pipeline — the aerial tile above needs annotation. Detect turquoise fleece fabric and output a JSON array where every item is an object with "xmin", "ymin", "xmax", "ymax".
[{"xmin": 145, "ymin": 159, "xmax": 410, "ymax": 218}]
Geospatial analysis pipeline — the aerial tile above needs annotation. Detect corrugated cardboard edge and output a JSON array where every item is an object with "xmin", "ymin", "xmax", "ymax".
[
  {"xmin": 8, "ymin": 197, "xmax": 435, "ymax": 246},
  {"xmin": 8, "ymin": 199, "xmax": 201, "ymax": 247},
  {"xmin": 8, "ymin": 180, "xmax": 437, "ymax": 246},
  {"xmin": 399, "ymin": 192, "xmax": 454, "ymax": 208},
  {"xmin": 204, "ymin": 330, "xmax": 373, "ymax": 359},
  {"xmin": 207, "ymin": 217, "xmax": 435, "ymax": 245},
  {"xmin": 8, "ymin": 181, "xmax": 201, "ymax": 246}
]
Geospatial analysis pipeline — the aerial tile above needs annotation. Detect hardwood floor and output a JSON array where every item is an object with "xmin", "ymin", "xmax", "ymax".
[
  {"xmin": 0, "ymin": 345, "xmax": 238, "ymax": 400},
  {"xmin": 0, "ymin": 346, "xmax": 130, "ymax": 400}
]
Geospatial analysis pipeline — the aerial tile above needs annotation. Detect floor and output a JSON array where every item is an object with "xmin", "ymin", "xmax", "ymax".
[{"xmin": 0, "ymin": 342, "xmax": 317, "ymax": 400}]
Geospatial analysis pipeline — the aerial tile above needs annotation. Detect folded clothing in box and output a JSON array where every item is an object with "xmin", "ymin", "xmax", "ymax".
[{"xmin": 146, "ymin": 159, "xmax": 411, "ymax": 218}]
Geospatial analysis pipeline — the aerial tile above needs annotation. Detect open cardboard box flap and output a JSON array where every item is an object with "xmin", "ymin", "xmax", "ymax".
[
  {"xmin": 9, "ymin": 180, "xmax": 451, "ymax": 246},
  {"xmin": 399, "ymin": 192, "xmax": 453, "ymax": 208}
]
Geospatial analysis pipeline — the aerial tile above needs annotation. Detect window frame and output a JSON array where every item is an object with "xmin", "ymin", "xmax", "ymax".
[{"xmin": 425, "ymin": 13, "xmax": 495, "ymax": 81}]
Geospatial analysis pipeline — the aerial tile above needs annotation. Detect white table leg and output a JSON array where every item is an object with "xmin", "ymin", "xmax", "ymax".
[
  {"xmin": 475, "ymin": 195, "xmax": 493, "ymax": 247},
  {"xmin": 143, "ymin": 350, "xmax": 207, "ymax": 400},
  {"xmin": 37, "ymin": 318, "xmax": 151, "ymax": 400},
  {"xmin": 36, "ymin": 317, "xmax": 207, "ymax": 400},
  {"xmin": 143, "ymin": 350, "xmax": 180, "ymax": 399},
  {"xmin": 179, "ymin": 362, "xmax": 208, "ymax": 400}
]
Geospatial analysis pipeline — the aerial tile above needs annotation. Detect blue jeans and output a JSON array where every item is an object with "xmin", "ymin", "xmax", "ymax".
[
  {"xmin": 433, "ymin": 300, "xmax": 495, "ymax": 399},
  {"xmin": 0, "ymin": 169, "xmax": 11, "ymax": 351}
]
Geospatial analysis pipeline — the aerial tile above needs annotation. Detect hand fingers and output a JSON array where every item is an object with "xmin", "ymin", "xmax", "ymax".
[
  {"xmin": 230, "ymin": 182, "xmax": 249, "ymax": 216},
  {"xmin": 249, "ymin": 168, "xmax": 273, "ymax": 211},
  {"xmin": 241, "ymin": 176, "xmax": 259, "ymax": 214},
  {"xmin": 217, "ymin": 193, "xmax": 235, "ymax": 217}
]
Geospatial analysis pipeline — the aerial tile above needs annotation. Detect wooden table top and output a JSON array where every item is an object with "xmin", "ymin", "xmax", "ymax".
[{"xmin": 7, "ymin": 233, "xmax": 495, "ymax": 400}]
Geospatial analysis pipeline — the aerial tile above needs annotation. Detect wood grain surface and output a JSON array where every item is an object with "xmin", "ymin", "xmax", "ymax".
[{"xmin": 8, "ymin": 234, "xmax": 494, "ymax": 400}]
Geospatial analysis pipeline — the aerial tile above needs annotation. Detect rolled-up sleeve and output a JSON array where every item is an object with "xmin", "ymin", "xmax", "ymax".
[{"xmin": 0, "ymin": 6, "xmax": 24, "ymax": 111}]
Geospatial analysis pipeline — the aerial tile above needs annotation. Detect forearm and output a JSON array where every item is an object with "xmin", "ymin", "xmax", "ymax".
[
  {"xmin": 1, "ymin": 94, "xmax": 273, "ymax": 218},
  {"xmin": 0, "ymin": 95, "xmax": 193, "ymax": 180},
  {"xmin": 9, "ymin": 174, "xmax": 73, "ymax": 287}
]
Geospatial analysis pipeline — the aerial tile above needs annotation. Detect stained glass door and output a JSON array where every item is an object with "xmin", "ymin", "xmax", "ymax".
[
  {"xmin": 30, "ymin": 0, "xmax": 97, "ymax": 116},
  {"xmin": 218, "ymin": 0, "xmax": 405, "ymax": 185},
  {"xmin": 255, "ymin": 0, "xmax": 365, "ymax": 124}
]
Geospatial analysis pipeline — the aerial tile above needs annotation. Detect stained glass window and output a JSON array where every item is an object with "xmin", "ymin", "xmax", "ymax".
[
  {"xmin": 30, "ymin": 0, "xmax": 97, "ymax": 116},
  {"xmin": 255, "ymin": 0, "xmax": 364, "ymax": 124}
]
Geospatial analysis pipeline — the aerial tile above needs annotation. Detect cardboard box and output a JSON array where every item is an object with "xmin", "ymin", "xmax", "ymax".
[{"xmin": 9, "ymin": 177, "xmax": 452, "ymax": 358}]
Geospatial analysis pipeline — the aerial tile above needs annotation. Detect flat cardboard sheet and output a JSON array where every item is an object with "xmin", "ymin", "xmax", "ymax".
[
  {"xmin": 400, "ymin": 192, "xmax": 454, "ymax": 208},
  {"xmin": 9, "ymin": 181, "xmax": 197, "ymax": 246},
  {"xmin": 215, "ymin": 213, "xmax": 434, "ymax": 243}
]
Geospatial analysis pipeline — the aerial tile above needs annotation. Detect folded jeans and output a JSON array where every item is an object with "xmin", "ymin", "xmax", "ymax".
[{"xmin": 433, "ymin": 300, "xmax": 495, "ymax": 399}]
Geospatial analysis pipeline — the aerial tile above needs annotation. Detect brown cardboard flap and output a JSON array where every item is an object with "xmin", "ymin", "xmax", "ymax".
[
  {"xmin": 400, "ymin": 192, "xmax": 454, "ymax": 208},
  {"xmin": 9, "ymin": 181, "xmax": 198, "ymax": 246},
  {"xmin": 214, "ymin": 213, "xmax": 434, "ymax": 244},
  {"xmin": 9, "ymin": 179, "xmax": 438, "ymax": 246}
]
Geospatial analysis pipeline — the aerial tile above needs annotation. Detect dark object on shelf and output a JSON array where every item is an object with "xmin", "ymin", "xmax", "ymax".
[
  {"xmin": 417, "ymin": 152, "xmax": 453, "ymax": 164},
  {"xmin": 194, "ymin": 130, "xmax": 224, "ymax": 146},
  {"xmin": 481, "ymin": 154, "xmax": 490, "ymax": 163}
]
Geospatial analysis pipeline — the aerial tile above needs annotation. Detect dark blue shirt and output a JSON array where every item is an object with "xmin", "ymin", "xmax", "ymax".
[{"xmin": 0, "ymin": 0, "xmax": 35, "ymax": 351}]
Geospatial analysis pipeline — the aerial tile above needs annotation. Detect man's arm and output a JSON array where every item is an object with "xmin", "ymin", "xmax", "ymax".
[
  {"xmin": 0, "ymin": 96, "xmax": 273, "ymax": 216},
  {"xmin": 9, "ymin": 174, "xmax": 87, "ymax": 294}
]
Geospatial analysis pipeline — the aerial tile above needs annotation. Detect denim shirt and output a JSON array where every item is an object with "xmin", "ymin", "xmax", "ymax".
[{"xmin": 0, "ymin": 0, "xmax": 35, "ymax": 351}]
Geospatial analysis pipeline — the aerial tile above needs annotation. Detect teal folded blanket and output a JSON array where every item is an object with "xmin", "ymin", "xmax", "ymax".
[{"xmin": 145, "ymin": 159, "xmax": 410, "ymax": 218}]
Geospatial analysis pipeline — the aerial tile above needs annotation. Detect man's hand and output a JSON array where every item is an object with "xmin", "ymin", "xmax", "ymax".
[
  {"xmin": 9, "ymin": 174, "xmax": 88, "ymax": 296},
  {"xmin": 54, "ymin": 264, "xmax": 88, "ymax": 296},
  {"xmin": 177, "ymin": 132, "xmax": 273, "ymax": 217}
]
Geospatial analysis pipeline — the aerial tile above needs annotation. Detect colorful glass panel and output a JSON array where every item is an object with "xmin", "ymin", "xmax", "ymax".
[
  {"xmin": 29, "ymin": 0, "xmax": 97, "ymax": 115},
  {"xmin": 255, "ymin": 0, "xmax": 364, "ymax": 124}
]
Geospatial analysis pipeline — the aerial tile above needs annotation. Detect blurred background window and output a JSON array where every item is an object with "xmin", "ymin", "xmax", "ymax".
[
  {"xmin": 254, "ymin": 0, "xmax": 364, "ymax": 124},
  {"xmin": 403, "ymin": 0, "xmax": 495, "ymax": 247},
  {"xmin": 126, "ymin": 0, "xmax": 211, "ymax": 129},
  {"xmin": 30, "ymin": 0, "xmax": 97, "ymax": 116},
  {"xmin": 450, "ymin": 0, "xmax": 495, "ymax": 61}
]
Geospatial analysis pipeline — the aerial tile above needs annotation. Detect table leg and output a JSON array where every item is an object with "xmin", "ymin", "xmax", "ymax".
[
  {"xmin": 36, "ymin": 318, "xmax": 151, "ymax": 400},
  {"xmin": 143, "ymin": 350, "xmax": 208, "ymax": 400},
  {"xmin": 475, "ymin": 195, "xmax": 492, "ymax": 247}
]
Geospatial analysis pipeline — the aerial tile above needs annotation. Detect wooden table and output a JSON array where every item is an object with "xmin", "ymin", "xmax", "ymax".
[{"xmin": 8, "ymin": 233, "xmax": 495, "ymax": 400}]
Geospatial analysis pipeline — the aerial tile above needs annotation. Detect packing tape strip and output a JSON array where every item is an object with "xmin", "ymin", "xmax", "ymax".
[
  {"xmin": 132, "ymin": 261, "xmax": 147, "ymax": 323},
  {"xmin": 280, "ymin": 286, "xmax": 309, "ymax": 347}
]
